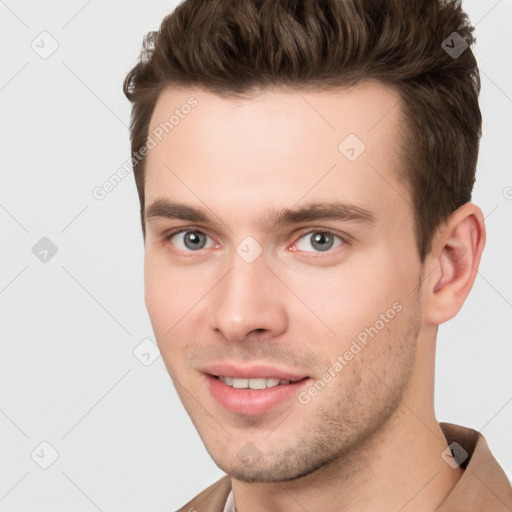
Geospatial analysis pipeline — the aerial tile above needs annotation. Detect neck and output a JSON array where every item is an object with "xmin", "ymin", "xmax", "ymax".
[{"xmin": 231, "ymin": 330, "xmax": 463, "ymax": 512}]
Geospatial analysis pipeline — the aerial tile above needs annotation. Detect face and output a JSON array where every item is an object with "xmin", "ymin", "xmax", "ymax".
[{"xmin": 143, "ymin": 82, "xmax": 424, "ymax": 482}]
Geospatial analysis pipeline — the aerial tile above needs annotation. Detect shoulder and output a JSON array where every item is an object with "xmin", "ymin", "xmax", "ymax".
[{"xmin": 175, "ymin": 475, "xmax": 232, "ymax": 512}]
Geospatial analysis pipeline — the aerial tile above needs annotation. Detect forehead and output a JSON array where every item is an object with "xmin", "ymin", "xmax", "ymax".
[{"xmin": 144, "ymin": 82, "xmax": 411, "ymax": 231}]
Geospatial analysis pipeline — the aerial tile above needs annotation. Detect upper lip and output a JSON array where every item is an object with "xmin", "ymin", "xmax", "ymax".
[{"xmin": 203, "ymin": 362, "xmax": 309, "ymax": 382}]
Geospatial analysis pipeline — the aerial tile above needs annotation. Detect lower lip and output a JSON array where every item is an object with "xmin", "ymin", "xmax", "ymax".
[{"xmin": 207, "ymin": 375, "xmax": 310, "ymax": 416}]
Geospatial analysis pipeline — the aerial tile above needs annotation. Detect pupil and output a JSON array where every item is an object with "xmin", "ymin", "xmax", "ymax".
[
  {"xmin": 312, "ymin": 232, "xmax": 332, "ymax": 251},
  {"xmin": 185, "ymin": 231, "xmax": 204, "ymax": 249}
]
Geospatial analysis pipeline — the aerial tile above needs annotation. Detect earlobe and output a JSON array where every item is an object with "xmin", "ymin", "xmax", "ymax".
[{"xmin": 423, "ymin": 203, "xmax": 486, "ymax": 325}]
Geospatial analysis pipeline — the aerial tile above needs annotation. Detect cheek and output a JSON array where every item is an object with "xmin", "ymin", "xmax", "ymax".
[
  {"xmin": 144, "ymin": 254, "xmax": 188, "ymax": 342},
  {"xmin": 144, "ymin": 258, "xmax": 168, "ymax": 329},
  {"xmin": 297, "ymin": 267, "xmax": 419, "ymax": 373},
  {"xmin": 318, "ymin": 295, "xmax": 420, "ymax": 409},
  {"xmin": 144, "ymin": 254, "xmax": 214, "ymax": 369},
  {"xmin": 285, "ymin": 259, "xmax": 407, "ymax": 339}
]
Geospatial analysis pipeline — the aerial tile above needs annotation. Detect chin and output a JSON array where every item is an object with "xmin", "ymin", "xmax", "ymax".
[{"xmin": 212, "ymin": 449, "xmax": 340, "ymax": 484}]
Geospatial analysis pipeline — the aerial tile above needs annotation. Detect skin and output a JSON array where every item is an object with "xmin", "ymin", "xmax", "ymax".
[{"xmin": 143, "ymin": 82, "xmax": 485, "ymax": 512}]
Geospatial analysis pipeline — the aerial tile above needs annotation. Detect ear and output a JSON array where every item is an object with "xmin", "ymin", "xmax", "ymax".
[{"xmin": 422, "ymin": 202, "xmax": 486, "ymax": 325}]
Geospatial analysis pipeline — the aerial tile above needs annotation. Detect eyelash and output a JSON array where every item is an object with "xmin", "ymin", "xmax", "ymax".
[{"xmin": 162, "ymin": 227, "xmax": 347, "ymax": 257}]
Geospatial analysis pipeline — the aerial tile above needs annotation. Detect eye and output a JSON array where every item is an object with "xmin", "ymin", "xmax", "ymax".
[
  {"xmin": 294, "ymin": 230, "xmax": 344, "ymax": 253},
  {"xmin": 165, "ymin": 229, "xmax": 217, "ymax": 252}
]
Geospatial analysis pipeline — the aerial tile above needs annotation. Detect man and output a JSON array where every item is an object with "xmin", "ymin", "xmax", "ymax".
[{"xmin": 123, "ymin": 0, "xmax": 512, "ymax": 510}]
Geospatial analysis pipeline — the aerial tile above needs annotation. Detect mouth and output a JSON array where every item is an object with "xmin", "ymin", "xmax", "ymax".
[
  {"xmin": 216, "ymin": 375, "xmax": 306, "ymax": 389},
  {"xmin": 203, "ymin": 363, "xmax": 311, "ymax": 416}
]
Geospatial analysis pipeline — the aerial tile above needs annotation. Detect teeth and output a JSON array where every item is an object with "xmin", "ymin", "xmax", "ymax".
[
  {"xmin": 232, "ymin": 378, "xmax": 249, "ymax": 389},
  {"xmin": 248, "ymin": 378, "xmax": 267, "ymax": 389},
  {"xmin": 218, "ymin": 376, "xmax": 286, "ymax": 389}
]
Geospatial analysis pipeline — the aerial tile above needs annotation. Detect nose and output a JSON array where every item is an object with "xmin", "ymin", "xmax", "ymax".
[{"xmin": 207, "ymin": 250, "xmax": 288, "ymax": 342}]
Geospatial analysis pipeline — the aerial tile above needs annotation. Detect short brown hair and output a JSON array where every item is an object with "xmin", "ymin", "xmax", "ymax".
[{"xmin": 123, "ymin": 0, "xmax": 481, "ymax": 261}]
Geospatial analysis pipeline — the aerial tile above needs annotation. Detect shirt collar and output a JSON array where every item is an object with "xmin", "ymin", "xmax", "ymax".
[{"xmin": 436, "ymin": 422, "xmax": 512, "ymax": 510}]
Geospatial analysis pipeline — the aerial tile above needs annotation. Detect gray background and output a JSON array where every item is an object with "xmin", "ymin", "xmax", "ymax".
[{"xmin": 1, "ymin": 0, "xmax": 511, "ymax": 510}]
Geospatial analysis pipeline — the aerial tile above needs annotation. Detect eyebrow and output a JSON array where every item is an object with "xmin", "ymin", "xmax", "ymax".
[{"xmin": 145, "ymin": 198, "xmax": 376, "ymax": 232}]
